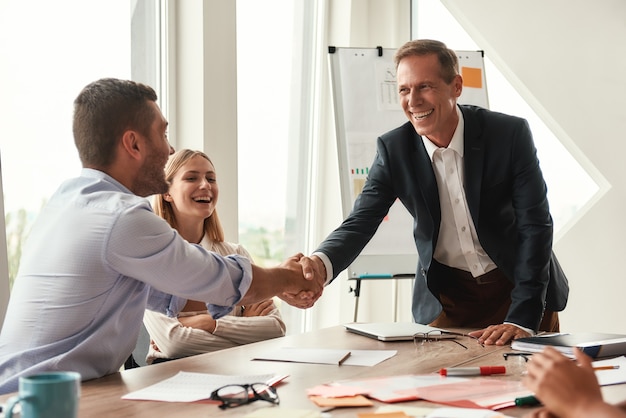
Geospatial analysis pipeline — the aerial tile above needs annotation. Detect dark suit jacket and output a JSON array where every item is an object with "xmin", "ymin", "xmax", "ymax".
[{"xmin": 317, "ymin": 105, "xmax": 569, "ymax": 331}]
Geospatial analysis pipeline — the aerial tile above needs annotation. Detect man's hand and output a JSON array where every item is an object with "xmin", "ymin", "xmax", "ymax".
[
  {"xmin": 276, "ymin": 253, "xmax": 324, "ymax": 309},
  {"xmin": 244, "ymin": 253, "xmax": 322, "ymax": 309},
  {"xmin": 468, "ymin": 323, "xmax": 530, "ymax": 345},
  {"xmin": 522, "ymin": 407, "xmax": 558, "ymax": 418},
  {"xmin": 522, "ymin": 347, "xmax": 605, "ymax": 418},
  {"xmin": 300, "ymin": 255, "xmax": 327, "ymax": 283}
]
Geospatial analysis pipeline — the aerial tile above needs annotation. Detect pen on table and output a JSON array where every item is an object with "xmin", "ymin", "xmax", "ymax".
[
  {"xmin": 338, "ymin": 352, "xmax": 351, "ymax": 366},
  {"xmin": 594, "ymin": 365, "xmax": 620, "ymax": 371},
  {"xmin": 439, "ymin": 366, "xmax": 506, "ymax": 376},
  {"xmin": 515, "ymin": 395, "xmax": 541, "ymax": 407}
]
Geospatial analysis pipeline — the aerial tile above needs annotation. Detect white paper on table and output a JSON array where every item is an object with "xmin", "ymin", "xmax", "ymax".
[
  {"xmin": 252, "ymin": 347, "xmax": 396, "ymax": 367},
  {"xmin": 425, "ymin": 407, "xmax": 515, "ymax": 418},
  {"xmin": 244, "ymin": 408, "xmax": 323, "ymax": 418},
  {"xmin": 593, "ymin": 355, "xmax": 626, "ymax": 386},
  {"xmin": 252, "ymin": 347, "xmax": 352, "ymax": 365},
  {"xmin": 121, "ymin": 371, "xmax": 284, "ymax": 402}
]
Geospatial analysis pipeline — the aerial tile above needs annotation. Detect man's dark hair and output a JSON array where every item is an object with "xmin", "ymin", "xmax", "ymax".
[{"xmin": 73, "ymin": 78, "xmax": 158, "ymax": 168}]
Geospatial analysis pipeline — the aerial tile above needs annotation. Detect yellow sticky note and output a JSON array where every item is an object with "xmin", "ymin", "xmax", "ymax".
[
  {"xmin": 461, "ymin": 66, "xmax": 482, "ymax": 88},
  {"xmin": 245, "ymin": 408, "xmax": 322, "ymax": 418}
]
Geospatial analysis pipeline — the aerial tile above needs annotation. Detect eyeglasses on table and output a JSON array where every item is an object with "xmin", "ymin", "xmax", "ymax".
[
  {"xmin": 210, "ymin": 382, "xmax": 279, "ymax": 410},
  {"xmin": 413, "ymin": 330, "xmax": 485, "ymax": 350}
]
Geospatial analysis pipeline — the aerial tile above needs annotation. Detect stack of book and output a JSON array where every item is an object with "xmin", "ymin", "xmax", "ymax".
[{"xmin": 511, "ymin": 332, "xmax": 626, "ymax": 358}]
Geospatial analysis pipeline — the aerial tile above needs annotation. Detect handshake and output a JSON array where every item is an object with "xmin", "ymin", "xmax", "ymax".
[
  {"xmin": 240, "ymin": 253, "xmax": 328, "ymax": 309},
  {"xmin": 278, "ymin": 253, "xmax": 328, "ymax": 309}
]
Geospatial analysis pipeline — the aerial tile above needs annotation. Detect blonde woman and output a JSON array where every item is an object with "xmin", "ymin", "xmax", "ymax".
[{"xmin": 144, "ymin": 149, "xmax": 285, "ymax": 364}]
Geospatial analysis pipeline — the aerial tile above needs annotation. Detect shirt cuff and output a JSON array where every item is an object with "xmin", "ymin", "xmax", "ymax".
[
  {"xmin": 311, "ymin": 251, "xmax": 333, "ymax": 286},
  {"xmin": 207, "ymin": 304, "xmax": 234, "ymax": 320},
  {"xmin": 208, "ymin": 254, "xmax": 253, "ymax": 319},
  {"xmin": 504, "ymin": 322, "xmax": 535, "ymax": 336}
]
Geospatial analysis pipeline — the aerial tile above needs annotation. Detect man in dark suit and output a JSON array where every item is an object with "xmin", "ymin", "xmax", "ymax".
[{"xmin": 302, "ymin": 39, "xmax": 569, "ymax": 345}]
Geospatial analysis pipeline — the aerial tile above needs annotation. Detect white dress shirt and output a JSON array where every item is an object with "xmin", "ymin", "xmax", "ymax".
[
  {"xmin": 422, "ymin": 108, "xmax": 531, "ymax": 334},
  {"xmin": 0, "ymin": 169, "xmax": 252, "ymax": 394},
  {"xmin": 422, "ymin": 107, "xmax": 497, "ymax": 277}
]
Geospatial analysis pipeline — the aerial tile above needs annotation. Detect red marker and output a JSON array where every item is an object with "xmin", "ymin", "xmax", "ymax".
[{"xmin": 439, "ymin": 366, "xmax": 506, "ymax": 376}]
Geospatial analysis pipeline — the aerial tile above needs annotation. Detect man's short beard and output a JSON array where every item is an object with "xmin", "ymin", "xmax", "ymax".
[{"xmin": 133, "ymin": 174, "xmax": 169, "ymax": 197}]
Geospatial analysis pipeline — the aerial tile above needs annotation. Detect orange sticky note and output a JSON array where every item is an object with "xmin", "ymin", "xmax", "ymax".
[
  {"xmin": 461, "ymin": 66, "xmax": 482, "ymax": 88},
  {"xmin": 309, "ymin": 395, "xmax": 373, "ymax": 407},
  {"xmin": 306, "ymin": 384, "xmax": 369, "ymax": 397}
]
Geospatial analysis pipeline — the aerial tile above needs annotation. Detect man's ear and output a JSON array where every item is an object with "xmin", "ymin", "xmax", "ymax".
[
  {"xmin": 453, "ymin": 74, "xmax": 463, "ymax": 98},
  {"xmin": 120, "ymin": 130, "xmax": 143, "ymax": 161}
]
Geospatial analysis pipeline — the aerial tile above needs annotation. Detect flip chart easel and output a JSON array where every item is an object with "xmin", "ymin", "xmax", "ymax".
[{"xmin": 328, "ymin": 46, "xmax": 489, "ymax": 320}]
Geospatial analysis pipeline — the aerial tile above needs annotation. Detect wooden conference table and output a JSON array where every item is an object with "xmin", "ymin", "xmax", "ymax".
[{"xmin": 2, "ymin": 326, "xmax": 626, "ymax": 417}]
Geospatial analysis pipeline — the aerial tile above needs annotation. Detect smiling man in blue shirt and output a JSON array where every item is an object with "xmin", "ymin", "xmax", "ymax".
[{"xmin": 0, "ymin": 78, "xmax": 319, "ymax": 394}]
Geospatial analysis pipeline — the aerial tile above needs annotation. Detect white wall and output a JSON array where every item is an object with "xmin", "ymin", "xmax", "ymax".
[
  {"xmin": 443, "ymin": 0, "xmax": 626, "ymax": 333},
  {"xmin": 169, "ymin": 1, "xmax": 240, "ymax": 242}
]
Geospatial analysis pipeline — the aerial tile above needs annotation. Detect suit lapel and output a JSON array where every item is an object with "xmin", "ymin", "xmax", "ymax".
[
  {"xmin": 461, "ymin": 106, "xmax": 484, "ymax": 223},
  {"xmin": 411, "ymin": 129, "xmax": 441, "ymax": 237}
]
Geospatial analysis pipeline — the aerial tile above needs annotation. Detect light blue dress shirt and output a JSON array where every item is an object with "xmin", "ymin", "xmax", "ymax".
[{"xmin": 0, "ymin": 169, "xmax": 252, "ymax": 394}]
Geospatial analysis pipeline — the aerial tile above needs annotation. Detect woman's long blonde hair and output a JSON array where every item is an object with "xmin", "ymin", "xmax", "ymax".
[{"xmin": 153, "ymin": 149, "xmax": 225, "ymax": 242}]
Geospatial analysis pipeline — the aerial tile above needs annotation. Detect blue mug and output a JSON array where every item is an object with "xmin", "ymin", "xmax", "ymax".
[{"xmin": 5, "ymin": 371, "xmax": 81, "ymax": 418}]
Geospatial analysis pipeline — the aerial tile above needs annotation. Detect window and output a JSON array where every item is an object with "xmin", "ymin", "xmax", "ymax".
[
  {"xmin": 236, "ymin": 0, "xmax": 294, "ymax": 268},
  {"xmin": 0, "ymin": 0, "xmax": 161, "ymax": 291},
  {"xmin": 236, "ymin": 0, "xmax": 322, "ymax": 334}
]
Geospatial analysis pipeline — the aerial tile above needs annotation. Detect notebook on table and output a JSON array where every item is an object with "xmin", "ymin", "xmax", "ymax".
[
  {"xmin": 511, "ymin": 332, "xmax": 626, "ymax": 358},
  {"xmin": 344, "ymin": 322, "xmax": 444, "ymax": 342}
]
